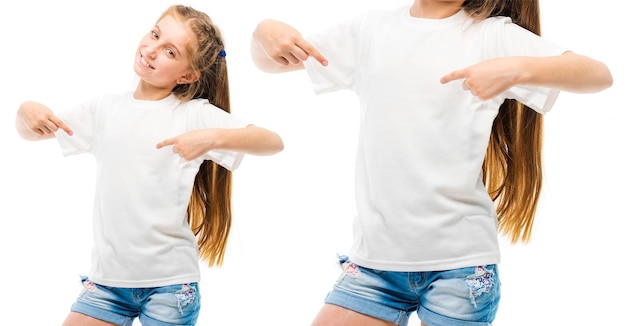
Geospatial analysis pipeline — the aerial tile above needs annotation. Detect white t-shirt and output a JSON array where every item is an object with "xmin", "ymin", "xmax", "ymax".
[
  {"xmin": 56, "ymin": 91, "xmax": 247, "ymax": 287},
  {"xmin": 303, "ymin": 7, "xmax": 566, "ymax": 272}
]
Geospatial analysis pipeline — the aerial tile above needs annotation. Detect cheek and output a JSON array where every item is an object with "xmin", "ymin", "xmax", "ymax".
[
  {"xmin": 154, "ymin": 59, "xmax": 176, "ymax": 74},
  {"xmin": 167, "ymin": 62, "xmax": 193, "ymax": 79},
  {"xmin": 137, "ymin": 35, "xmax": 152, "ymax": 50}
]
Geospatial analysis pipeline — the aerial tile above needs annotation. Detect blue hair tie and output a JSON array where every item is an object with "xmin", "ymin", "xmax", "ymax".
[{"xmin": 219, "ymin": 50, "xmax": 226, "ymax": 57}]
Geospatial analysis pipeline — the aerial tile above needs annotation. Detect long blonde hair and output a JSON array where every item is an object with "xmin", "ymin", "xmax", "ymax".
[
  {"xmin": 159, "ymin": 5, "xmax": 232, "ymax": 266},
  {"xmin": 463, "ymin": 0, "xmax": 543, "ymax": 243}
]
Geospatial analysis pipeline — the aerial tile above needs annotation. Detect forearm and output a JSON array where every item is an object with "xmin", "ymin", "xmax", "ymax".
[
  {"xmin": 520, "ymin": 52, "xmax": 613, "ymax": 93},
  {"xmin": 216, "ymin": 125, "xmax": 284, "ymax": 156}
]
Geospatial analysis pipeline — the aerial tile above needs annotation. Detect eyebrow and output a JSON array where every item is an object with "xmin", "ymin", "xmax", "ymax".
[{"xmin": 153, "ymin": 23, "xmax": 184, "ymax": 57}]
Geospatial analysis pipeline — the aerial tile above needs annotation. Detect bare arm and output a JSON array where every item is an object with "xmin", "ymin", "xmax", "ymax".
[
  {"xmin": 250, "ymin": 19, "xmax": 328, "ymax": 74},
  {"xmin": 155, "ymin": 125, "xmax": 284, "ymax": 161},
  {"xmin": 440, "ymin": 51, "xmax": 613, "ymax": 100},
  {"xmin": 15, "ymin": 101, "xmax": 73, "ymax": 141}
]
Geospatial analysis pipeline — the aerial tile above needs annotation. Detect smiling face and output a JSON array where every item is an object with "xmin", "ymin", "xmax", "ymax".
[{"xmin": 133, "ymin": 14, "xmax": 199, "ymax": 99}]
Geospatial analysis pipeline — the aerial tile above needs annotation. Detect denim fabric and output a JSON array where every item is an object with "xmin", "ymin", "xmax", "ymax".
[
  {"xmin": 324, "ymin": 256, "xmax": 500, "ymax": 326},
  {"xmin": 70, "ymin": 276, "xmax": 201, "ymax": 326}
]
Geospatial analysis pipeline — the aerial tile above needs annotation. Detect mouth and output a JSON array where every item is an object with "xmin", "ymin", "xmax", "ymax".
[{"xmin": 139, "ymin": 54, "xmax": 155, "ymax": 69}]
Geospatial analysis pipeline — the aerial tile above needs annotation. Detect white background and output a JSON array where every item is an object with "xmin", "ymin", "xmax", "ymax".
[{"xmin": 1, "ymin": 1, "xmax": 623, "ymax": 325}]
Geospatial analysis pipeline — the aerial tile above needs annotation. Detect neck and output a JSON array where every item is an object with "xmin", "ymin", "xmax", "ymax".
[{"xmin": 134, "ymin": 81, "xmax": 174, "ymax": 101}]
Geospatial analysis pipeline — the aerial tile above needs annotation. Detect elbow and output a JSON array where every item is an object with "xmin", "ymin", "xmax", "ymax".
[
  {"xmin": 276, "ymin": 138, "xmax": 285, "ymax": 153},
  {"xmin": 264, "ymin": 128, "xmax": 285, "ymax": 155},
  {"xmin": 560, "ymin": 53, "xmax": 613, "ymax": 93},
  {"xmin": 588, "ymin": 65, "xmax": 613, "ymax": 93},
  {"xmin": 586, "ymin": 59, "xmax": 613, "ymax": 93},
  {"xmin": 250, "ymin": 52, "xmax": 290, "ymax": 74},
  {"xmin": 600, "ymin": 66, "xmax": 614, "ymax": 91},
  {"xmin": 250, "ymin": 126, "xmax": 284, "ymax": 155},
  {"xmin": 252, "ymin": 58, "xmax": 281, "ymax": 74},
  {"xmin": 15, "ymin": 106, "xmax": 33, "ymax": 141},
  {"xmin": 16, "ymin": 123, "xmax": 42, "ymax": 141},
  {"xmin": 269, "ymin": 134, "xmax": 285, "ymax": 155},
  {"xmin": 570, "ymin": 63, "xmax": 613, "ymax": 94},
  {"xmin": 255, "ymin": 138, "xmax": 284, "ymax": 156},
  {"xmin": 250, "ymin": 37, "xmax": 279, "ymax": 74}
]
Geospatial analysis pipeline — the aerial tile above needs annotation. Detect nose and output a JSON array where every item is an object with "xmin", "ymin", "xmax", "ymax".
[{"xmin": 145, "ymin": 46, "xmax": 157, "ymax": 59}]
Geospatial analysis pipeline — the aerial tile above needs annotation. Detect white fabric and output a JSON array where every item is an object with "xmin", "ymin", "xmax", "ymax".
[
  {"xmin": 56, "ymin": 91, "xmax": 248, "ymax": 287},
  {"xmin": 303, "ymin": 7, "xmax": 566, "ymax": 272}
]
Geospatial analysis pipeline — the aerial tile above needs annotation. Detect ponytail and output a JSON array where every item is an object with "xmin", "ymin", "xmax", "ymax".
[
  {"xmin": 160, "ymin": 5, "xmax": 233, "ymax": 266},
  {"xmin": 464, "ymin": 0, "xmax": 544, "ymax": 243}
]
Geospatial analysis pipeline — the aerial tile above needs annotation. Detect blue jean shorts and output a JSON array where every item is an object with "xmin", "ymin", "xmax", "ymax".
[
  {"xmin": 325, "ymin": 256, "xmax": 500, "ymax": 326},
  {"xmin": 70, "ymin": 276, "xmax": 201, "ymax": 326}
]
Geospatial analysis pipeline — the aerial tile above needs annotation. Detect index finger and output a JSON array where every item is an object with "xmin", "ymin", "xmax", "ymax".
[
  {"xmin": 155, "ymin": 138, "xmax": 174, "ymax": 149},
  {"xmin": 440, "ymin": 69, "xmax": 466, "ymax": 84},
  {"xmin": 298, "ymin": 40, "xmax": 328, "ymax": 66},
  {"xmin": 50, "ymin": 116, "xmax": 74, "ymax": 136}
]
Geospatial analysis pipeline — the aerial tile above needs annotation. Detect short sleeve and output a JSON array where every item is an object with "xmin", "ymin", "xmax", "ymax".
[
  {"xmin": 189, "ymin": 102, "xmax": 249, "ymax": 171},
  {"xmin": 56, "ymin": 96, "xmax": 100, "ymax": 156},
  {"xmin": 487, "ymin": 17, "xmax": 568, "ymax": 114},
  {"xmin": 303, "ymin": 14, "xmax": 366, "ymax": 94}
]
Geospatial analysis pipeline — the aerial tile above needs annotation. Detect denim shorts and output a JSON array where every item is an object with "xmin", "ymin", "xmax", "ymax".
[
  {"xmin": 70, "ymin": 276, "xmax": 201, "ymax": 326},
  {"xmin": 325, "ymin": 256, "xmax": 500, "ymax": 326}
]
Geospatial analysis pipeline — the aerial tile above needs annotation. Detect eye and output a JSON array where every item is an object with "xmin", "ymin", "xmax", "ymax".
[
  {"xmin": 166, "ymin": 48, "xmax": 175, "ymax": 57},
  {"xmin": 151, "ymin": 30, "xmax": 159, "ymax": 39}
]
